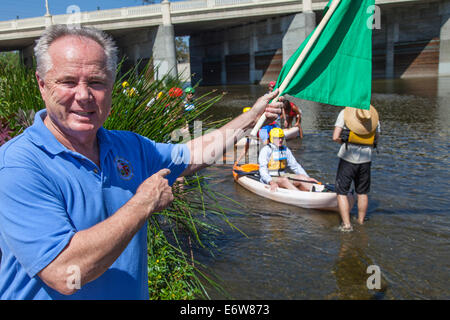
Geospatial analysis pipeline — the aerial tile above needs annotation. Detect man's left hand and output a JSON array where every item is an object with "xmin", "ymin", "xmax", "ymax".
[{"xmin": 250, "ymin": 89, "xmax": 283, "ymax": 125}]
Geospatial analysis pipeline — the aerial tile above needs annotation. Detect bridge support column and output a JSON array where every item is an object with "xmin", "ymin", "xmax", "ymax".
[
  {"xmin": 282, "ymin": 11, "xmax": 316, "ymax": 66},
  {"xmin": 249, "ymin": 24, "xmax": 258, "ymax": 84},
  {"xmin": 385, "ymin": 11, "xmax": 399, "ymax": 79},
  {"xmin": 439, "ymin": 0, "xmax": 450, "ymax": 76},
  {"xmin": 221, "ymin": 39, "xmax": 228, "ymax": 85},
  {"xmin": 20, "ymin": 43, "xmax": 34, "ymax": 68},
  {"xmin": 153, "ymin": 0, "xmax": 177, "ymax": 79}
]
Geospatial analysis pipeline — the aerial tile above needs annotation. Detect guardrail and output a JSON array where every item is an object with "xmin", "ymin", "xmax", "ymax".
[
  {"xmin": 0, "ymin": 0, "xmax": 299, "ymax": 33},
  {"xmin": 0, "ymin": 0, "xmax": 422, "ymax": 34}
]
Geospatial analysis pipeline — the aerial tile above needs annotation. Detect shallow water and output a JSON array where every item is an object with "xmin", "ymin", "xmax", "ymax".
[{"xmin": 193, "ymin": 77, "xmax": 450, "ymax": 299}]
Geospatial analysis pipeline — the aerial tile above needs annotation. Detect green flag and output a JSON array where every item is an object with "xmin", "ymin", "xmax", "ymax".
[{"xmin": 276, "ymin": 0, "xmax": 374, "ymax": 110}]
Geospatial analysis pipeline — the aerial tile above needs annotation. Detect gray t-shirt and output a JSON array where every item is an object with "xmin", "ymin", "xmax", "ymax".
[{"xmin": 335, "ymin": 110, "xmax": 380, "ymax": 164}]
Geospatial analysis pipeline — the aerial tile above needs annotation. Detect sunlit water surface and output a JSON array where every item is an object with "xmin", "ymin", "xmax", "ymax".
[{"xmin": 190, "ymin": 77, "xmax": 450, "ymax": 299}]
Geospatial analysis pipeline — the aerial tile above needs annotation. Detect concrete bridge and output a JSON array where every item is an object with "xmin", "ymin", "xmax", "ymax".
[{"xmin": 0, "ymin": 0, "xmax": 449, "ymax": 84}]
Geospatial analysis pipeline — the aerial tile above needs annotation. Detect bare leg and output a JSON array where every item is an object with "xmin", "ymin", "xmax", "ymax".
[
  {"xmin": 356, "ymin": 194, "xmax": 369, "ymax": 224},
  {"xmin": 337, "ymin": 195, "xmax": 351, "ymax": 228},
  {"xmin": 297, "ymin": 122, "xmax": 303, "ymax": 139},
  {"xmin": 272, "ymin": 177, "xmax": 299, "ymax": 191}
]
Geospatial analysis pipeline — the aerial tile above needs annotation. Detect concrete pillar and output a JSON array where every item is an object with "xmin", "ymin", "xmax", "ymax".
[
  {"xmin": 189, "ymin": 35, "xmax": 204, "ymax": 85},
  {"xmin": 249, "ymin": 24, "xmax": 258, "ymax": 84},
  {"xmin": 385, "ymin": 11, "xmax": 399, "ymax": 79},
  {"xmin": 20, "ymin": 44, "xmax": 34, "ymax": 68},
  {"xmin": 303, "ymin": 0, "xmax": 313, "ymax": 12},
  {"xmin": 153, "ymin": 0, "xmax": 177, "ymax": 79},
  {"xmin": 282, "ymin": 12, "xmax": 316, "ymax": 66},
  {"xmin": 221, "ymin": 37, "xmax": 228, "ymax": 85},
  {"xmin": 439, "ymin": 0, "xmax": 450, "ymax": 76}
]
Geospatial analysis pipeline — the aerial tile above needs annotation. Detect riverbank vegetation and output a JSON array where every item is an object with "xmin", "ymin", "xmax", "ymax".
[{"xmin": 0, "ymin": 53, "xmax": 237, "ymax": 299}]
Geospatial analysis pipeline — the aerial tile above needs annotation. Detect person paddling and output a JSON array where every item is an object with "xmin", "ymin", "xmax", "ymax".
[{"xmin": 258, "ymin": 128, "xmax": 319, "ymax": 192}]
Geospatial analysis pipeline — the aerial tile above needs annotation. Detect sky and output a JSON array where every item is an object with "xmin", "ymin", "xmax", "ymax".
[{"xmin": 0, "ymin": 0, "xmax": 184, "ymax": 21}]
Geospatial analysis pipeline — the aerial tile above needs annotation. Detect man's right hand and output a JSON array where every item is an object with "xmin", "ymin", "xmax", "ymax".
[
  {"xmin": 269, "ymin": 181, "xmax": 279, "ymax": 192},
  {"xmin": 134, "ymin": 169, "xmax": 174, "ymax": 216}
]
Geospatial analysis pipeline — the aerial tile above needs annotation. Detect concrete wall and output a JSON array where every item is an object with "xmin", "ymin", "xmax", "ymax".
[
  {"xmin": 190, "ymin": 13, "xmax": 316, "ymax": 86},
  {"xmin": 439, "ymin": 0, "xmax": 450, "ymax": 75},
  {"xmin": 373, "ymin": 0, "xmax": 443, "ymax": 78},
  {"xmin": 189, "ymin": 0, "xmax": 449, "ymax": 85},
  {"xmin": 9, "ymin": 0, "xmax": 450, "ymax": 82}
]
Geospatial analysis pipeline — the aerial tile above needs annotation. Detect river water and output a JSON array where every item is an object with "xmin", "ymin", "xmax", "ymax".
[{"xmin": 192, "ymin": 77, "xmax": 450, "ymax": 300}]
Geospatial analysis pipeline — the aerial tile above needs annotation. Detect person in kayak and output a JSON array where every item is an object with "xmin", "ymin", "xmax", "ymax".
[{"xmin": 259, "ymin": 127, "xmax": 319, "ymax": 192}]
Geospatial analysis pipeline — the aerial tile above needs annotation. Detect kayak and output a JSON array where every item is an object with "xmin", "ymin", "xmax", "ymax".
[
  {"xmin": 236, "ymin": 127, "xmax": 299, "ymax": 147},
  {"xmin": 233, "ymin": 164, "xmax": 355, "ymax": 212}
]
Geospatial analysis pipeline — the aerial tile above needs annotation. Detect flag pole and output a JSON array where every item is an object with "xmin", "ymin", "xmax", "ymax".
[{"xmin": 250, "ymin": 0, "xmax": 342, "ymax": 137}]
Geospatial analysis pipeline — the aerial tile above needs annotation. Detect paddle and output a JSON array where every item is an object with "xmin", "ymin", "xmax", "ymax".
[
  {"xmin": 249, "ymin": 0, "xmax": 342, "ymax": 138},
  {"xmin": 233, "ymin": 168, "xmax": 335, "ymax": 191}
]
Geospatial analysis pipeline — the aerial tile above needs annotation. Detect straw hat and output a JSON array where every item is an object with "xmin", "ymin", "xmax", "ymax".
[{"xmin": 344, "ymin": 105, "xmax": 379, "ymax": 135}]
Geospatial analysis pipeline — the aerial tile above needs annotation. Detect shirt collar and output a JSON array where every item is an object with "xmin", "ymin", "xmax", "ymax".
[
  {"xmin": 27, "ymin": 109, "xmax": 113, "ymax": 160},
  {"xmin": 27, "ymin": 109, "xmax": 67, "ymax": 155}
]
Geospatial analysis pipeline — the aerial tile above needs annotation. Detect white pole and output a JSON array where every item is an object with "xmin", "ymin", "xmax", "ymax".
[
  {"xmin": 45, "ymin": 0, "xmax": 50, "ymax": 16},
  {"xmin": 249, "ymin": 0, "xmax": 342, "ymax": 137}
]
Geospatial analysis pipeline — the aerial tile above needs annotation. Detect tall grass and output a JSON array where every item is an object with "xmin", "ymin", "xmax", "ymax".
[{"xmin": 0, "ymin": 55, "xmax": 240, "ymax": 300}]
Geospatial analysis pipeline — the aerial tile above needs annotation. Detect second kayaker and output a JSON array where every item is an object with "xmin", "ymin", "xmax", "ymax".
[{"xmin": 258, "ymin": 128, "xmax": 320, "ymax": 192}]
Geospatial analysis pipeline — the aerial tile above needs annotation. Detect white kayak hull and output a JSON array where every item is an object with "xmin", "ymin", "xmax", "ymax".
[
  {"xmin": 235, "ymin": 175, "xmax": 355, "ymax": 212},
  {"xmin": 236, "ymin": 127, "xmax": 299, "ymax": 147}
]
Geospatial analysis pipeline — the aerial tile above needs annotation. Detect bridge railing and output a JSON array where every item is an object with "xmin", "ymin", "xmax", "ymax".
[{"xmin": 0, "ymin": 0, "xmax": 329, "ymax": 33}]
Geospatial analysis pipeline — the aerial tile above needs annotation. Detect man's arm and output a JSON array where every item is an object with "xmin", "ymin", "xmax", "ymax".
[
  {"xmin": 38, "ymin": 169, "xmax": 173, "ymax": 295},
  {"xmin": 258, "ymin": 146, "xmax": 273, "ymax": 185},
  {"xmin": 182, "ymin": 90, "xmax": 283, "ymax": 176},
  {"xmin": 333, "ymin": 126, "xmax": 343, "ymax": 144},
  {"xmin": 286, "ymin": 148, "xmax": 308, "ymax": 177}
]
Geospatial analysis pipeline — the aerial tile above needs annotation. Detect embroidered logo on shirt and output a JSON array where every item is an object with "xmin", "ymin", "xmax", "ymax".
[{"xmin": 115, "ymin": 157, "xmax": 134, "ymax": 180}]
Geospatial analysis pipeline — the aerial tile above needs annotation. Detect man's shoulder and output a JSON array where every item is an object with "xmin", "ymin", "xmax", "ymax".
[
  {"xmin": 335, "ymin": 109, "xmax": 346, "ymax": 127},
  {"xmin": 260, "ymin": 144, "xmax": 272, "ymax": 152},
  {"xmin": 104, "ymin": 129, "xmax": 155, "ymax": 148},
  {"xmin": 0, "ymin": 132, "xmax": 38, "ymax": 169}
]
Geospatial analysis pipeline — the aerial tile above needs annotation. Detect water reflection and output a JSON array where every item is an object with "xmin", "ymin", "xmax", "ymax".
[{"xmin": 328, "ymin": 227, "xmax": 387, "ymax": 300}]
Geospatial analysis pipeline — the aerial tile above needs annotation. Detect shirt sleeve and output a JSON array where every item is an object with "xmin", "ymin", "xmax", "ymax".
[
  {"xmin": 258, "ymin": 146, "xmax": 272, "ymax": 184},
  {"xmin": 0, "ymin": 166, "xmax": 76, "ymax": 278},
  {"xmin": 286, "ymin": 148, "xmax": 309, "ymax": 177},
  {"xmin": 335, "ymin": 110, "xmax": 345, "ymax": 128},
  {"xmin": 138, "ymin": 135, "xmax": 191, "ymax": 185}
]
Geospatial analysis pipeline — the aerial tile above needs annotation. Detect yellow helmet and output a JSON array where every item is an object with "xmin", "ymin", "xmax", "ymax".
[
  {"xmin": 242, "ymin": 107, "xmax": 251, "ymax": 113},
  {"xmin": 122, "ymin": 81, "xmax": 130, "ymax": 88},
  {"xmin": 269, "ymin": 127, "xmax": 285, "ymax": 143}
]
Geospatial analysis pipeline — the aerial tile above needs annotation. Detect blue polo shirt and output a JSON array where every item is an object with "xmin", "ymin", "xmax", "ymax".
[{"xmin": 0, "ymin": 109, "xmax": 190, "ymax": 300}]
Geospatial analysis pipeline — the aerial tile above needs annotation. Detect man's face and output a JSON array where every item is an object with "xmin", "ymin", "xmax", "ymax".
[
  {"xmin": 37, "ymin": 35, "xmax": 113, "ymax": 141},
  {"xmin": 186, "ymin": 92, "xmax": 194, "ymax": 101},
  {"xmin": 272, "ymin": 136, "xmax": 284, "ymax": 147}
]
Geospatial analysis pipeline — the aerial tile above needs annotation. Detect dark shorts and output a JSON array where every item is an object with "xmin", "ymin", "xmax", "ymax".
[{"xmin": 335, "ymin": 159, "xmax": 371, "ymax": 195}]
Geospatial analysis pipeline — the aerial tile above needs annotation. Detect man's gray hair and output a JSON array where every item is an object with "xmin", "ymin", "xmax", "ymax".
[{"xmin": 34, "ymin": 25, "xmax": 118, "ymax": 79}]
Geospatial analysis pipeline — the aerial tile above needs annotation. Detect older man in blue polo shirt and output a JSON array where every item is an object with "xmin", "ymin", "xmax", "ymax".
[{"xmin": 0, "ymin": 25, "xmax": 282, "ymax": 300}]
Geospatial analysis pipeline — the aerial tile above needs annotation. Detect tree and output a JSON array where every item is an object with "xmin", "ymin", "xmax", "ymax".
[{"xmin": 175, "ymin": 37, "xmax": 189, "ymax": 63}]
